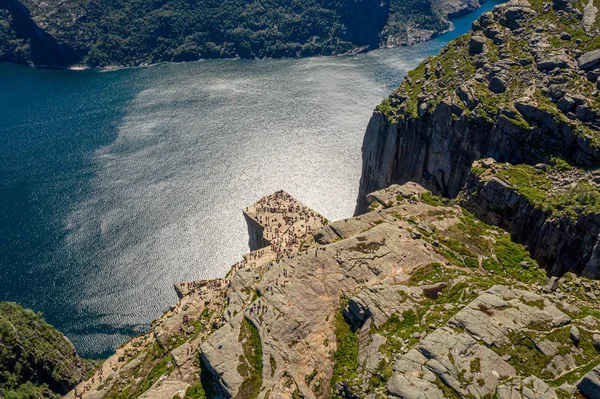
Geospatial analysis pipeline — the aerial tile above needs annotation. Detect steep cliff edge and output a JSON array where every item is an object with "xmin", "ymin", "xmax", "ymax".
[
  {"xmin": 460, "ymin": 159, "xmax": 600, "ymax": 277},
  {"xmin": 357, "ymin": 0, "xmax": 600, "ymax": 276}
]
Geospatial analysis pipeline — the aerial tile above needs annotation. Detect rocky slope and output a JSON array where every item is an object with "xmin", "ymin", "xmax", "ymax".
[
  {"xmin": 62, "ymin": 184, "xmax": 600, "ymax": 399},
  {"xmin": 356, "ymin": 0, "xmax": 600, "ymax": 277},
  {"xmin": 0, "ymin": 0, "xmax": 490, "ymax": 68},
  {"xmin": 0, "ymin": 302, "xmax": 95, "ymax": 398},
  {"xmin": 7, "ymin": 1, "xmax": 600, "ymax": 397}
]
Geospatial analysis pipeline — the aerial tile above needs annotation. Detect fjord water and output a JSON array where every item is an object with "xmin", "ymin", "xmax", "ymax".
[{"xmin": 0, "ymin": 1, "xmax": 501, "ymax": 358}]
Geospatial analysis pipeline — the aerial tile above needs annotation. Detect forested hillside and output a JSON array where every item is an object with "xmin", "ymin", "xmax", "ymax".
[
  {"xmin": 0, "ymin": 302, "xmax": 94, "ymax": 399},
  {"xmin": 0, "ymin": 0, "xmax": 483, "ymax": 68}
]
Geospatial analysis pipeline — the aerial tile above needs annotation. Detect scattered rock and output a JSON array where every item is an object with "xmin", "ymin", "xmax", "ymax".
[
  {"xmin": 577, "ymin": 365, "xmax": 600, "ymax": 398},
  {"xmin": 587, "ymin": 69, "xmax": 600, "ymax": 82},
  {"xmin": 593, "ymin": 334, "xmax": 600, "ymax": 352},
  {"xmin": 570, "ymin": 324, "xmax": 580, "ymax": 344},
  {"xmin": 579, "ymin": 49, "xmax": 600, "ymax": 70},
  {"xmin": 469, "ymin": 35, "xmax": 486, "ymax": 54},
  {"xmin": 557, "ymin": 96, "xmax": 575, "ymax": 112},
  {"xmin": 543, "ymin": 276, "xmax": 559, "ymax": 293},
  {"xmin": 489, "ymin": 76, "xmax": 507, "ymax": 93},
  {"xmin": 500, "ymin": 6, "xmax": 537, "ymax": 30}
]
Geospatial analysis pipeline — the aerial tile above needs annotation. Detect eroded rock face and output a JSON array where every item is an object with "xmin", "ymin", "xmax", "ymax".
[
  {"xmin": 460, "ymin": 160, "xmax": 600, "ymax": 276},
  {"xmin": 356, "ymin": 0, "xmax": 600, "ymax": 281},
  {"xmin": 356, "ymin": 0, "xmax": 600, "ymax": 215}
]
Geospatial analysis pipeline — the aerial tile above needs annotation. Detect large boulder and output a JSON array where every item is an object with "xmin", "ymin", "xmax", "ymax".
[
  {"xmin": 579, "ymin": 49, "xmax": 600, "ymax": 70},
  {"xmin": 577, "ymin": 365, "xmax": 600, "ymax": 399},
  {"xmin": 499, "ymin": 6, "xmax": 537, "ymax": 30},
  {"xmin": 489, "ymin": 76, "xmax": 507, "ymax": 93},
  {"xmin": 537, "ymin": 54, "xmax": 573, "ymax": 71},
  {"xmin": 469, "ymin": 35, "xmax": 486, "ymax": 54}
]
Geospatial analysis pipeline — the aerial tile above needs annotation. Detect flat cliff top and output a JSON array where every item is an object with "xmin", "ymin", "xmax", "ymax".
[
  {"xmin": 66, "ymin": 184, "xmax": 600, "ymax": 399},
  {"xmin": 243, "ymin": 190, "xmax": 326, "ymax": 257}
]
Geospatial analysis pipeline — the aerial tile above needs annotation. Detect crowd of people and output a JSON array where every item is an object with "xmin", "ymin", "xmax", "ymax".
[{"xmin": 246, "ymin": 190, "xmax": 325, "ymax": 261}]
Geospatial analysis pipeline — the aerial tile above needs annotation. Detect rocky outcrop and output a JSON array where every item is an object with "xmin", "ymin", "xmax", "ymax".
[
  {"xmin": 578, "ymin": 365, "xmax": 600, "ymax": 399},
  {"xmin": 62, "ymin": 186, "xmax": 600, "ymax": 399},
  {"xmin": 460, "ymin": 160, "xmax": 600, "ymax": 277},
  {"xmin": 356, "ymin": 0, "xmax": 600, "ymax": 281},
  {"xmin": 357, "ymin": 0, "xmax": 600, "ymax": 215}
]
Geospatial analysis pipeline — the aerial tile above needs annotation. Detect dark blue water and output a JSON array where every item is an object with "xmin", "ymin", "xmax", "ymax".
[{"xmin": 0, "ymin": 1, "xmax": 502, "ymax": 359}]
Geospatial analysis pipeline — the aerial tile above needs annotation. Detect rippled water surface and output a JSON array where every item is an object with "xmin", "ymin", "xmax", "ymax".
[{"xmin": 0, "ymin": 2, "xmax": 501, "ymax": 358}]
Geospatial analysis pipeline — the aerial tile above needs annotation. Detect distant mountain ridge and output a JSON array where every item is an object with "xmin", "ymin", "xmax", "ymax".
[{"xmin": 0, "ymin": 0, "xmax": 488, "ymax": 69}]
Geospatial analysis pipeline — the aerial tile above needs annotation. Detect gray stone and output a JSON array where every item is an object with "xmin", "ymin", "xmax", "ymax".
[
  {"xmin": 489, "ymin": 76, "xmax": 507, "ymax": 93},
  {"xmin": 534, "ymin": 339, "xmax": 558, "ymax": 356},
  {"xmin": 543, "ymin": 276, "xmax": 560, "ymax": 293},
  {"xmin": 570, "ymin": 324, "xmax": 580, "ymax": 344},
  {"xmin": 579, "ymin": 49, "xmax": 600, "ymax": 70},
  {"xmin": 500, "ymin": 6, "xmax": 537, "ymax": 30},
  {"xmin": 587, "ymin": 69, "xmax": 600, "ymax": 82},
  {"xmin": 557, "ymin": 96, "xmax": 575, "ymax": 112},
  {"xmin": 560, "ymin": 32, "xmax": 571, "ymax": 40},
  {"xmin": 470, "ymin": 35, "xmax": 486, "ymax": 54},
  {"xmin": 577, "ymin": 365, "xmax": 600, "ymax": 399},
  {"xmin": 576, "ymin": 105, "xmax": 592, "ymax": 122},
  {"xmin": 593, "ymin": 334, "xmax": 600, "ymax": 352},
  {"xmin": 457, "ymin": 85, "xmax": 478, "ymax": 110},
  {"xmin": 537, "ymin": 54, "xmax": 572, "ymax": 71},
  {"xmin": 583, "ymin": 0, "xmax": 598, "ymax": 32}
]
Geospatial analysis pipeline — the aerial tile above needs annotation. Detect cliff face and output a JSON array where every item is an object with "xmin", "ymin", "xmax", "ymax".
[
  {"xmin": 461, "ymin": 159, "xmax": 600, "ymax": 277},
  {"xmin": 356, "ymin": 0, "xmax": 600, "ymax": 277}
]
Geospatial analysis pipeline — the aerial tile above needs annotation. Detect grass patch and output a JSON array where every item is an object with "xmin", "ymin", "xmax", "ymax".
[
  {"xmin": 495, "ymin": 235, "xmax": 546, "ymax": 284},
  {"xmin": 496, "ymin": 164, "xmax": 551, "ymax": 205},
  {"xmin": 237, "ymin": 318, "xmax": 263, "ymax": 399},
  {"xmin": 330, "ymin": 300, "xmax": 359, "ymax": 398}
]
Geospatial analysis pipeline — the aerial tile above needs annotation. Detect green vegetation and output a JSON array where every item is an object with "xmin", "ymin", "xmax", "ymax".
[
  {"xmin": 330, "ymin": 301, "xmax": 359, "ymax": 398},
  {"xmin": 470, "ymin": 358, "xmax": 481, "ymax": 373},
  {"xmin": 496, "ymin": 164, "xmax": 551, "ymax": 204},
  {"xmin": 420, "ymin": 192, "xmax": 447, "ymax": 207},
  {"xmin": 490, "ymin": 162, "xmax": 600, "ymax": 220},
  {"xmin": 184, "ymin": 383, "xmax": 207, "ymax": 399},
  {"xmin": 494, "ymin": 235, "xmax": 546, "ymax": 284},
  {"xmin": 382, "ymin": 0, "xmax": 447, "ymax": 45},
  {"xmin": 545, "ymin": 182, "xmax": 600, "ymax": 219},
  {"xmin": 376, "ymin": 98, "xmax": 398, "ymax": 124},
  {"xmin": 493, "ymin": 331, "xmax": 553, "ymax": 380},
  {"xmin": 0, "ymin": 302, "xmax": 94, "ymax": 399},
  {"xmin": 0, "ymin": 0, "xmax": 462, "ymax": 68},
  {"xmin": 137, "ymin": 354, "xmax": 175, "ymax": 394},
  {"xmin": 0, "ymin": 10, "xmax": 30, "ymax": 64},
  {"xmin": 237, "ymin": 318, "xmax": 263, "ymax": 399}
]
